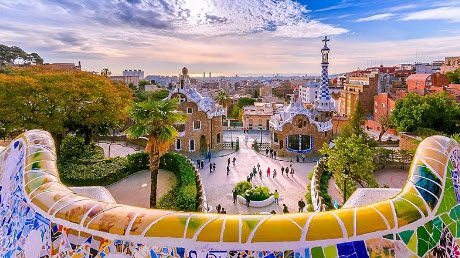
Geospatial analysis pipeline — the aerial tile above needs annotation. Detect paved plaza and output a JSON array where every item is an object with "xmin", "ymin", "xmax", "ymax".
[{"xmin": 95, "ymin": 133, "xmax": 409, "ymax": 214}]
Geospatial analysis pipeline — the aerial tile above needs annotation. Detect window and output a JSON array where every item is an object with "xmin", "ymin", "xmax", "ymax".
[
  {"xmin": 287, "ymin": 135, "xmax": 312, "ymax": 153},
  {"xmin": 273, "ymin": 132, "xmax": 278, "ymax": 143},
  {"xmin": 216, "ymin": 133, "xmax": 221, "ymax": 144},
  {"xmin": 187, "ymin": 107, "xmax": 193, "ymax": 114},
  {"xmin": 175, "ymin": 139, "xmax": 181, "ymax": 150},
  {"xmin": 189, "ymin": 139, "xmax": 195, "ymax": 151},
  {"xmin": 174, "ymin": 123, "xmax": 185, "ymax": 132},
  {"xmin": 193, "ymin": 120, "xmax": 201, "ymax": 130}
]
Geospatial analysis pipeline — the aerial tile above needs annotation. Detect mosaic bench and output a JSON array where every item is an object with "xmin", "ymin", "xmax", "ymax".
[{"xmin": 0, "ymin": 129, "xmax": 459, "ymax": 257}]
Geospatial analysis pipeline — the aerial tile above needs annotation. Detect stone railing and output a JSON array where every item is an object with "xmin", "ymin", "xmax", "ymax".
[
  {"xmin": 1, "ymin": 130, "xmax": 460, "ymax": 257},
  {"xmin": 310, "ymin": 158, "xmax": 327, "ymax": 212},
  {"xmin": 187, "ymin": 157, "xmax": 208, "ymax": 212}
]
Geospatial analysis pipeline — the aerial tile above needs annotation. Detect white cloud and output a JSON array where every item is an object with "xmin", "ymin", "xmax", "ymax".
[
  {"xmin": 356, "ymin": 13, "xmax": 393, "ymax": 22},
  {"xmin": 402, "ymin": 7, "xmax": 460, "ymax": 22}
]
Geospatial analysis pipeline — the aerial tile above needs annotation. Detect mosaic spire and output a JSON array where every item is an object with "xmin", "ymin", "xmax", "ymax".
[{"xmin": 315, "ymin": 36, "xmax": 335, "ymax": 112}]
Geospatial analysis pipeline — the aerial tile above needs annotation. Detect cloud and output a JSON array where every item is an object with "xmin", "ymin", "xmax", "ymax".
[
  {"xmin": 402, "ymin": 7, "xmax": 460, "ymax": 22},
  {"xmin": 356, "ymin": 13, "xmax": 393, "ymax": 22}
]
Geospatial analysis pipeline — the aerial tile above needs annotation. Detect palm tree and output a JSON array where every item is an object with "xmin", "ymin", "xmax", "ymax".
[
  {"xmin": 125, "ymin": 98, "xmax": 187, "ymax": 208},
  {"xmin": 215, "ymin": 90, "xmax": 229, "ymax": 107}
]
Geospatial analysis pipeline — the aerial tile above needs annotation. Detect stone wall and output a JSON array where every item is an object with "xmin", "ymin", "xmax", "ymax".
[{"xmin": 399, "ymin": 132, "xmax": 421, "ymax": 151}]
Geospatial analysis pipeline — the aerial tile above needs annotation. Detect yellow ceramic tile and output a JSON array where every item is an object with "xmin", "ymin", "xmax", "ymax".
[
  {"xmin": 185, "ymin": 213, "xmax": 217, "ymax": 239},
  {"xmin": 372, "ymin": 202, "xmax": 395, "ymax": 229},
  {"xmin": 144, "ymin": 213, "xmax": 189, "ymax": 238},
  {"xmin": 252, "ymin": 215, "xmax": 302, "ymax": 242},
  {"xmin": 196, "ymin": 216, "xmax": 225, "ymax": 242},
  {"xmin": 87, "ymin": 206, "xmax": 140, "ymax": 235},
  {"xmin": 55, "ymin": 199, "xmax": 101, "ymax": 225},
  {"xmin": 392, "ymin": 198, "xmax": 422, "ymax": 228},
  {"xmin": 222, "ymin": 216, "xmax": 240, "ymax": 242},
  {"xmin": 241, "ymin": 215, "xmax": 265, "ymax": 243},
  {"xmin": 356, "ymin": 206, "xmax": 389, "ymax": 235},
  {"xmin": 334, "ymin": 208, "xmax": 355, "ymax": 237},
  {"xmin": 306, "ymin": 212, "xmax": 343, "ymax": 241}
]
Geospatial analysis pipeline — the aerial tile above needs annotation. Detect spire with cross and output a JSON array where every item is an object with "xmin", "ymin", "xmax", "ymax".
[{"xmin": 315, "ymin": 36, "xmax": 335, "ymax": 112}]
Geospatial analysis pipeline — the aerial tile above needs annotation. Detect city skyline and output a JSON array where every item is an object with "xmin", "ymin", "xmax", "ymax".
[{"xmin": 1, "ymin": 0, "xmax": 460, "ymax": 76}]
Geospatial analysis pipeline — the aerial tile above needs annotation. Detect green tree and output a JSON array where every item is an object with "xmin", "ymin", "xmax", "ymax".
[
  {"xmin": 321, "ymin": 134, "xmax": 378, "ymax": 199},
  {"xmin": 0, "ymin": 66, "xmax": 132, "ymax": 150},
  {"xmin": 446, "ymin": 68, "xmax": 460, "ymax": 84},
  {"xmin": 125, "ymin": 98, "xmax": 187, "ymax": 208},
  {"xmin": 391, "ymin": 92, "xmax": 460, "ymax": 135},
  {"xmin": 138, "ymin": 80, "xmax": 150, "ymax": 91},
  {"xmin": 377, "ymin": 113, "xmax": 392, "ymax": 142},
  {"xmin": 341, "ymin": 102, "xmax": 367, "ymax": 138},
  {"xmin": 215, "ymin": 90, "xmax": 229, "ymax": 107},
  {"xmin": 0, "ymin": 45, "xmax": 43, "ymax": 65}
]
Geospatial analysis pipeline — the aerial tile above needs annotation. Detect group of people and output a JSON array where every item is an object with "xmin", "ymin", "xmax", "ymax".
[
  {"xmin": 247, "ymin": 163, "xmax": 295, "ymax": 182},
  {"xmin": 226, "ymin": 157, "xmax": 236, "ymax": 175},
  {"xmin": 265, "ymin": 148, "xmax": 277, "ymax": 159},
  {"xmin": 215, "ymin": 204, "xmax": 227, "ymax": 214}
]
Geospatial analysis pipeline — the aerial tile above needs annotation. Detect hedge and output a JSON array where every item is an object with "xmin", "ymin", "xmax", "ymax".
[
  {"xmin": 58, "ymin": 148, "xmax": 149, "ymax": 186},
  {"xmin": 158, "ymin": 152, "xmax": 198, "ymax": 211},
  {"xmin": 234, "ymin": 181, "xmax": 270, "ymax": 201}
]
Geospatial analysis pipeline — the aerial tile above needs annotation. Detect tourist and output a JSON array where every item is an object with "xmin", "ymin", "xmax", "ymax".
[
  {"xmin": 270, "ymin": 210, "xmax": 276, "ymax": 214},
  {"xmin": 291, "ymin": 167, "xmax": 295, "ymax": 176},
  {"xmin": 273, "ymin": 169, "xmax": 277, "ymax": 178},
  {"xmin": 257, "ymin": 163, "xmax": 260, "ymax": 171},
  {"xmin": 209, "ymin": 163, "xmax": 213, "ymax": 174},
  {"xmin": 296, "ymin": 156, "xmax": 299, "ymax": 162},
  {"xmin": 258, "ymin": 170, "xmax": 262, "ymax": 179},
  {"xmin": 266, "ymin": 167, "xmax": 270, "ymax": 177},
  {"xmin": 213, "ymin": 162, "xmax": 216, "ymax": 173},
  {"xmin": 227, "ymin": 157, "xmax": 231, "ymax": 166},
  {"xmin": 227, "ymin": 165, "xmax": 230, "ymax": 175},
  {"xmin": 200, "ymin": 160, "xmax": 204, "ymax": 169},
  {"xmin": 232, "ymin": 157, "xmax": 236, "ymax": 166},
  {"xmin": 269, "ymin": 149, "xmax": 273, "ymax": 158},
  {"xmin": 282, "ymin": 204, "xmax": 289, "ymax": 213},
  {"xmin": 247, "ymin": 176, "xmax": 251, "ymax": 182},
  {"xmin": 245, "ymin": 196, "xmax": 250, "ymax": 207},
  {"xmin": 216, "ymin": 204, "xmax": 222, "ymax": 213},
  {"xmin": 265, "ymin": 148, "xmax": 269, "ymax": 155},
  {"xmin": 274, "ymin": 190, "xmax": 279, "ymax": 204},
  {"xmin": 208, "ymin": 151, "xmax": 211, "ymax": 162},
  {"xmin": 298, "ymin": 199, "xmax": 306, "ymax": 212},
  {"xmin": 232, "ymin": 188, "xmax": 237, "ymax": 204},
  {"xmin": 221, "ymin": 208, "xmax": 227, "ymax": 214},
  {"xmin": 196, "ymin": 159, "xmax": 200, "ymax": 168},
  {"xmin": 273, "ymin": 150, "xmax": 277, "ymax": 159},
  {"xmin": 281, "ymin": 166, "xmax": 284, "ymax": 176},
  {"xmin": 252, "ymin": 166, "xmax": 257, "ymax": 177}
]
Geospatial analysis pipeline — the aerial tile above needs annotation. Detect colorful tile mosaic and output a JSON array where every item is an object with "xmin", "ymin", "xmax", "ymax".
[{"xmin": 0, "ymin": 130, "xmax": 460, "ymax": 257}]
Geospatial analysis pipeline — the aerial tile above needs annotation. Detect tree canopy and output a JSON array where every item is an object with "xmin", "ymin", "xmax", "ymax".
[
  {"xmin": 0, "ymin": 66, "xmax": 132, "ymax": 145},
  {"xmin": 0, "ymin": 45, "xmax": 43, "ymax": 65},
  {"xmin": 321, "ymin": 134, "xmax": 378, "ymax": 199},
  {"xmin": 446, "ymin": 68, "xmax": 460, "ymax": 84},
  {"xmin": 391, "ymin": 92, "xmax": 460, "ymax": 135}
]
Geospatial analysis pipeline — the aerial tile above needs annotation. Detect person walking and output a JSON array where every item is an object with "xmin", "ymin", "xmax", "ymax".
[
  {"xmin": 216, "ymin": 204, "xmax": 222, "ymax": 213},
  {"xmin": 290, "ymin": 167, "xmax": 295, "ymax": 176},
  {"xmin": 227, "ymin": 165, "xmax": 230, "ymax": 175},
  {"xmin": 227, "ymin": 158, "xmax": 231, "ymax": 167},
  {"xmin": 221, "ymin": 208, "xmax": 227, "ymax": 214},
  {"xmin": 232, "ymin": 188, "xmax": 237, "ymax": 204},
  {"xmin": 273, "ymin": 169, "xmax": 277, "ymax": 178},
  {"xmin": 209, "ymin": 163, "xmax": 213, "ymax": 174},
  {"xmin": 247, "ymin": 175, "xmax": 251, "ymax": 182},
  {"xmin": 252, "ymin": 166, "xmax": 257, "ymax": 177},
  {"xmin": 200, "ymin": 160, "xmax": 204, "ymax": 169},
  {"xmin": 232, "ymin": 157, "xmax": 236, "ymax": 166},
  {"xmin": 258, "ymin": 170, "xmax": 262, "ymax": 179},
  {"xmin": 282, "ymin": 204, "xmax": 289, "ymax": 213},
  {"xmin": 257, "ymin": 163, "xmax": 260, "ymax": 171},
  {"xmin": 281, "ymin": 166, "xmax": 285, "ymax": 176},
  {"xmin": 208, "ymin": 151, "xmax": 211, "ymax": 163},
  {"xmin": 213, "ymin": 162, "xmax": 216, "ymax": 173},
  {"xmin": 298, "ymin": 199, "xmax": 306, "ymax": 212},
  {"xmin": 273, "ymin": 150, "xmax": 277, "ymax": 159},
  {"xmin": 266, "ymin": 167, "xmax": 271, "ymax": 177},
  {"xmin": 265, "ymin": 148, "xmax": 269, "ymax": 155},
  {"xmin": 274, "ymin": 190, "xmax": 280, "ymax": 204},
  {"xmin": 245, "ymin": 196, "xmax": 250, "ymax": 207}
]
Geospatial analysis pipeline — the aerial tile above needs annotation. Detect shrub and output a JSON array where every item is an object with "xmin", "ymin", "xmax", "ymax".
[
  {"xmin": 60, "ymin": 135, "xmax": 104, "ymax": 163},
  {"xmin": 244, "ymin": 186, "xmax": 270, "ymax": 201},
  {"xmin": 126, "ymin": 152, "xmax": 149, "ymax": 172},
  {"xmin": 158, "ymin": 152, "xmax": 198, "ymax": 211},
  {"xmin": 235, "ymin": 181, "xmax": 252, "ymax": 195},
  {"xmin": 319, "ymin": 170, "xmax": 333, "ymax": 209}
]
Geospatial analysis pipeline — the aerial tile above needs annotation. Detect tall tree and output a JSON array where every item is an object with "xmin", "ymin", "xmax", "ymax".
[
  {"xmin": 377, "ymin": 113, "xmax": 392, "ymax": 141},
  {"xmin": 391, "ymin": 92, "xmax": 460, "ymax": 135},
  {"xmin": 0, "ymin": 66, "xmax": 132, "ymax": 150},
  {"xmin": 446, "ymin": 68, "xmax": 460, "ymax": 84},
  {"xmin": 321, "ymin": 134, "xmax": 378, "ymax": 199},
  {"xmin": 0, "ymin": 45, "xmax": 43, "ymax": 65},
  {"xmin": 125, "ymin": 98, "xmax": 187, "ymax": 208},
  {"xmin": 215, "ymin": 90, "xmax": 229, "ymax": 107},
  {"xmin": 341, "ymin": 101, "xmax": 367, "ymax": 139}
]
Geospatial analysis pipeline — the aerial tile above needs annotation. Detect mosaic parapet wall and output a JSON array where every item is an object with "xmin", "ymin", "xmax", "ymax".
[{"xmin": 1, "ymin": 130, "xmax": 460, "ymax": 257}]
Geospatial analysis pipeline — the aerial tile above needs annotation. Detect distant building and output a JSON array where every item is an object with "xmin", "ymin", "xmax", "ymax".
[
  {"xmin": 270, "ymin": 37, "xmax": 334, "ymax": 156},
  {"xmin": 243, "ymin": 102, "xmax": 275, "ymax": 130},
  {"xmin": 299, "ymin": 81, "xmax": 320, "ymax": 104},
  {"xmin": 168, "ymin": 67, "xmax": 225, "ymax": 153},
  {"xmin": 339, "ymin": 72, "xmax": 378, "ymax": 116},
  {"xmin": 407, "ymin": 73, "xmax": 449, "ymax": 95},
  {"xmin": 366, "ymin": 92, "xmax": 404, "ymax": 135},
  {"xmin": 122, "ymin": 69, "xmax": 144, "ymax": 79},
  {"xmin": 441, "ymin": 57, "xmax": 460, "ymax": 74},
  {"xmin": 43, "ymin": 61, "xmax": 81, "ymax": 71},
  {"xmin": 109, "ymin": 76, "xmax": 140, "ymax": 86}
]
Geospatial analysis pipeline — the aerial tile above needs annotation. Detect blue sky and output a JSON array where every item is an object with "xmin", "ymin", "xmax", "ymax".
[{"xmin": 1, "ymin": 0, "xmax": 459, "ymax": 76}]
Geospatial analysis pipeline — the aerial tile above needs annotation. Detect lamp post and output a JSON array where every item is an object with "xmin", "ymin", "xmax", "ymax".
[
  {"xmin": 259, "ymin": 126, "xmax": 263, "ymax": 144},
  {"xmin": 343, "ymin": 164, "xmax": 350, "ymax": 203}
]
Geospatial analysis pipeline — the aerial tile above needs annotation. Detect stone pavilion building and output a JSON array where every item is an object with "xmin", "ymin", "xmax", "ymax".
[
  {"xmin": 269, "ymin": 37, "xmax": 334, "ymax": 156},
  {"xmin": 168, "ymin": 67, "xmax": 225, "ymax": 154}
]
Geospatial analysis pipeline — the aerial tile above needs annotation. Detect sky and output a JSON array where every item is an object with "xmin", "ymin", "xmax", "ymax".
[{"xmin": 1, "ymin": 0, "xmax": 460, "ymax": 76}]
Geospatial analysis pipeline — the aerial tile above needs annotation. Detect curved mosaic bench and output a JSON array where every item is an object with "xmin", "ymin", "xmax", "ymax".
[{"xmin": 1, "ymin": 130, "xmax": 460, "ymax": 257}]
